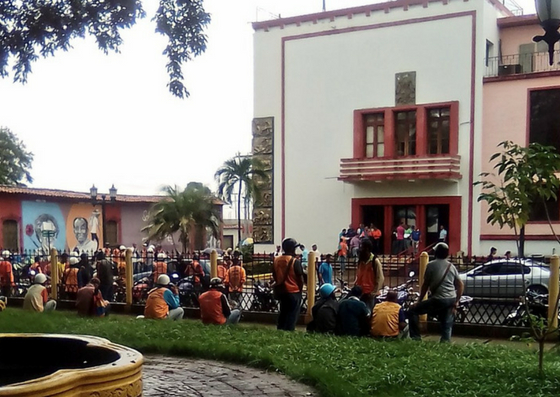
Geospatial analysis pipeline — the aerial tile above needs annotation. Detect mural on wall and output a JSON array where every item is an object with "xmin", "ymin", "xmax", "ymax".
[
  {"xmin": 22, "ymin": 201, "xmax": 67, "ymax": 254},
  {"xmin": 66, "ymin": 204, "xmax": 103, "ymax": 254}
]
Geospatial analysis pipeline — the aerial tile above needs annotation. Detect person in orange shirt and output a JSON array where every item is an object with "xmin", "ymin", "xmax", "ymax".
[
  {"xmin": 152, "ymin": 253, "xmax": 168, "ymax": 286},
  {"xmin": 226, "ymin": 260, "xmax": 246, "ymax": 303},
  {"xmin": 29, "ymin": 256, "xmax": 43, "ymax": 276},
  {"xmin": 63, "ymin": 257, "xmax": 80, "ymax": 300},
  {"xmin": 143, "ymin": 274, "xmax": 184, "ymax": 321},
  {"xmin": 217, "ymin": 257, "xmax": 228, "ymax": 282},
  {"xmin": 199, "ymin": 278, "xmax": 241, "ymax": 325},
  {"xmin": 185, "ymin": 258, "xmax": 204, "ymax": 285},
  {"xmin": 337, "ymin": 237, "xmax": 348, "ymax": 278},
  {"xmin": 371, "ymin": 225, "xmax": 382, "ymax": 254},
  {"xmin": 0, "ymin": 250, "xmax": 14, "ymax": 297},
  {"xmin": 273, "ymin": 238, "xmax": 305, "ymax": 331},
  {"xmin": 355, "ymin": 239, "xmax": 385, "ymax": 311}
]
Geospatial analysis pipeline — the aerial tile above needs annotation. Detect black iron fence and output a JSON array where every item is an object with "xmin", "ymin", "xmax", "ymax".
[
  {"xmin": 1, "ymin": 249, "xmax": 557, "ymax": 328},
  {"xmin": 485, "ymin": 50, "xmax": 560, "ymax": 78}
]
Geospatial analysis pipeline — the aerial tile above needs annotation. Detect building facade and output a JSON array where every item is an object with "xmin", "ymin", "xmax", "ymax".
[{"xmin": 252, "ymin": 0, "xmax": 560, "ymax": 256}]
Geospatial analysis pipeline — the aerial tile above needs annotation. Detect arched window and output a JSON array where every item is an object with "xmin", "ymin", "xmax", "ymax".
[
  {"xmin": 105, "ymin": 221, "xmax": 118, "ymax": 246},
  {"xmin": 2, "ymin": 220, "xmax": 19, "ymax": 251}
]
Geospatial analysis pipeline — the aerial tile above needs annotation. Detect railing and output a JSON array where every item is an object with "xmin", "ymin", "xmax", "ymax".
[
  {"xmin": 2, "ymin": 249, "xmax": 556, "ymax": 328},
  {"xmin": 485, "ymin": 50, "xmax": 560, "ymax": 78}
]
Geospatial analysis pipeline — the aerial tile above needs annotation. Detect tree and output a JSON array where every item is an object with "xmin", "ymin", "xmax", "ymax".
[
  {"xmin": 0, "ymin": 127, "xmax": 33, "ymax": 186},
  {"xmin": 142, "ymin": 182, "xmax": 220, "ymax": 253},
  {"xmin": 215, "ymin": 155, "xmax": 268, "ymax": 248},
  {"xmin": 0, "ymin": 0, "xmax": 210, "ymax": 98},
  {"xmin": 477, "ymin": 140, "xmax": 560, "ymax": 257}
]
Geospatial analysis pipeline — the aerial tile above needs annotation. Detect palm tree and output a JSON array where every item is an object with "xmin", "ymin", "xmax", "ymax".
[
  {"xmin": 142, "ymin": 182, "xmax": 221, "ymax": 253},
  {"xmin": 215, "ymin": 155, "xmax": 268, "ymax": 248}
]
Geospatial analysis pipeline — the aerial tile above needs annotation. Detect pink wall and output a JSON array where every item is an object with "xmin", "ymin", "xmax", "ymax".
[
  {"xmin": 481, "ymin": 76, "xmax": 560, "ymax": 236},
  {"xmin": 499, "ymin": 24, "xmax": 544, "ymax": 56}
]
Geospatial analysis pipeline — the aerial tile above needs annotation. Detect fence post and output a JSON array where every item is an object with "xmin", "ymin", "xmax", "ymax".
[
  {"xmin": 210, "ymin": 250, "xmax": 218, "ymax": 279},
  {"xmin": 50, "ymin": 248, "xmax": 58, "ymax": 301},
  {"xmin": 418, "ymin": 251, "xmax": 429, "ymax": 327},
  {"xmin": 125, "ymin": 248, "xmax": 133, "ymax": 312},
  {"xmin": 548, "ymin": 255, "xmax": 559, "ymax": 330},
  {"xmin": 306, "ymin": 252, "xmax": 316, "ymax": 322}
]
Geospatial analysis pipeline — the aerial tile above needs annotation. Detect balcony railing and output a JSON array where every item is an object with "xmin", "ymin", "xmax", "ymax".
[
  {"xmin": 485, "ymin": 50, "xmax": 560, "ymax": 78},
  {"xmin": 339, "ymin": 155, "xmax": 461, "ymax": 182}
]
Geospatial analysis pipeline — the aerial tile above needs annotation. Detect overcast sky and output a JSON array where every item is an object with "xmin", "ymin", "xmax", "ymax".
[{"xmin": 0, "ymin": 0, "xmax": 535, "ymax": 201}]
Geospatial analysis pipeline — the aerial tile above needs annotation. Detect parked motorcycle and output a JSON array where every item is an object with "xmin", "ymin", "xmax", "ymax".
[
  {"xmin": 250, "ymin": 280, "xmax": 277, "ymax": 312},
  {"xmin": 502, "ymin": 290, "xmax": 559, "ymax": 327},
  {"xmin": 176, "ymin": 275, "xmax": 200, "ymax": 308}
]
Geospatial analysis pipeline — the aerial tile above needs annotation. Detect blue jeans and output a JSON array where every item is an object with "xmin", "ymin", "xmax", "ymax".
[
  {"xmin": 277, "ymin": 292, "xmax": 302, "ymax": 331},
  {"xmin": 408, "ymin": 297, "xmax": 456, "ymax": 342}
]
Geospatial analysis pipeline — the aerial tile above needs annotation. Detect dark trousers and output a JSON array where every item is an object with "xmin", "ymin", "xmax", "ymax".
[
  {"xmin": 99, "ymin": 284, "xmax": 113, "ymax": 302},
  {"xmin": 277, "ymin": 292, "xmax": 302, "ymax": 331},
  {"xmin": 1, "ymin": 285, "xmax": 11, "ymax": 297},
  {"xmin": 408, "ymin": 297, "xmax": 456, "ymax": 342}
]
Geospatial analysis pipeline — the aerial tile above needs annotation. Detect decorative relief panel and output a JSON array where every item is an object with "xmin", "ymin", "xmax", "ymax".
[
  {"xmin": 252, "ymin": 117, "xmax": 274, "ymax": 244},
  {"xmin": 395, "ymin": 71, "xmax": 416, "ymax": 106}
]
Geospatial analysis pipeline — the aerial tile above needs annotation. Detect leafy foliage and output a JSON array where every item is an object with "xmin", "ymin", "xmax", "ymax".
[
  {"xmin": 476, "ymin": 141, "xmax": 560, "ymax": 255},
  {"xmin": 3, "ymin": 309, "xmax": 560, "ymax": 397},
  {"xmin": 0, "ymin": 127, "xmax": 33, "ymax": 186},
  {"xmin": 0, "ymin": 0, "xmax": 210, "ymax": 98},
  {"xmin": 215, "ymin": 155, "xmax": 268, "ymax": 247},
  {"xmin": 142, "ymin": 182, "xmax": 220, "ymax": 253}
]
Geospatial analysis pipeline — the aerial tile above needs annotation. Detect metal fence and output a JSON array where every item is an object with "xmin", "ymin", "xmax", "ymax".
[
  {"xmin": 485, "ymin": 50, "xmax": 560, "ymax": 78},
  {"xmin": 1, "ymin": 249, "xmax": 556, "ymax": 328}
]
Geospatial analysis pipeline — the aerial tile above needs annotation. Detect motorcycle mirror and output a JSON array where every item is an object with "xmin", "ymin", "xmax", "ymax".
[
  {"xmin": 29, "ymin": 270, "xmax": 36, "ymax": 276},
  {"xmin": 171, "ymin": 273, "xmax": 179, "ymax": 279},
  {"xmin": 408, "ymin": 271, "xmax": 415, "ymax": 278}
]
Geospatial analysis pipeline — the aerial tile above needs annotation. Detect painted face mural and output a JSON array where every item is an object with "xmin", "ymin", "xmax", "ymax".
[
  {"xmin": 22, "ymin": 202, "xmax": 66, "ymax": 254},
  {"xmin": 66, "ymin": 204, "xmax": 102, "ymax": 254}
]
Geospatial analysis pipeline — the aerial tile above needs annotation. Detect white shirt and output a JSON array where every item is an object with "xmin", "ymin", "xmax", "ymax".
[{"xmin": 89, "ymin": 215, "xmax": 99, "ymax": 234}]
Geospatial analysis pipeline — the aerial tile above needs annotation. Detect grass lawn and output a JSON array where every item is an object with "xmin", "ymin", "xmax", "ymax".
[{"xmin": 1, "ymin": 309, "xmax": 560, "ymax": 397}]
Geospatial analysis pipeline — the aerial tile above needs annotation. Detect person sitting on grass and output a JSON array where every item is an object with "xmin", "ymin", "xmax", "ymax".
[
  {"xmin": 143, "ymin": 274, "xmax": 184, "ymax": 321},
  {"xmin": 199, "ymin": 277, "xmax": 241, "ymax": 325},
  {"xmin": 370, "ymin": 291, "xmax": 408, "ymax": 339},
  {"xmin": 76, "ymin": 277, "xmax": 109, "ymax": 317},
  {"xmin": 307, "ymin": 283, "xmax": 339, "ymax": 334},
  {"xmin": 23, "ymin": 273, "xmax": 57, "ymax": 313},
  {"xmin": 337, "ymin": 285, "xmax": 370, "ymax": 337}
]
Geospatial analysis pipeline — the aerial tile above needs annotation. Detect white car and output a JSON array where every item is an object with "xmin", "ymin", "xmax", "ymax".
[{"xmin": 459, "ymin": 259, "xmax": 550, "ymax": 298}]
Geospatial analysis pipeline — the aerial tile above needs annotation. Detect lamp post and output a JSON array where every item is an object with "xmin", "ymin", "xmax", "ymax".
[
  {"xmin": 534, "ymin": 0, "xmax": 560, "ymax": 65},
  {"xmin": 90, "ymin": 184, "xmax": 117, "ymax": 247}
]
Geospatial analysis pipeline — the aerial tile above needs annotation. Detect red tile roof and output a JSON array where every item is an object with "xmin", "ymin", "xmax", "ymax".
[{"xmin": 0, "ymin": 185, "xmax": 224, "ymax": 205}]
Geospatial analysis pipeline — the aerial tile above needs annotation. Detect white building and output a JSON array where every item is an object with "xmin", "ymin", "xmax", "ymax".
[{"xmin": 252, "ymin": 0, "xmax": 560, "ymax": 256}]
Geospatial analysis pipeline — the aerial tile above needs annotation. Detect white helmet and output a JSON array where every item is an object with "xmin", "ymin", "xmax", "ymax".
[
  {"xmin": 69, "ymin": 257, "xmax": 79, "ymax": 265},
  {"xmin": 119, "ymin": 245, "xmax": 126, "ymax": 250},
  {"xmin": 34, "ymin": 274, "xmax": 47, "ymax": 284},
  {"xmin": 70, "ymin": 251, "xmax": 79, "ymax": 258},
  {"xmin": 157, "ymin": 274, "xmax": 170, "ymax": 286},
  {"xmin": 1, "ymin": 250, "xmax": 10, "ymax": 259},
  {"xmin": 157, "ymin": 253, "xmax": 166, "ymax": 260}
]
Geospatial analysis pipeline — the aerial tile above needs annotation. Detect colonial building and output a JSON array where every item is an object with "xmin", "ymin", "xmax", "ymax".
[{"xmin": 251, "ymin": 0, "xmax": 560, "ymax": 256}]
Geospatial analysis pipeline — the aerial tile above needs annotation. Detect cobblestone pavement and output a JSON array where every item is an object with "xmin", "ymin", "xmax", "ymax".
[{"xmin": 143, "ymin": 355, "xmax": 317, "ymax": 397}]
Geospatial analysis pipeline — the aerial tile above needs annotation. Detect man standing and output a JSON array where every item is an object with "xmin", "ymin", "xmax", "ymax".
[
  {"xmin": 411, "ymin": 226, "xmax": 421, "ymax": 255},
  {"xmin": 337, "ymin": 237, "xmax": 348, "ymax": 276},
  {"xmin": 273, "ymin": 238, "xmax": 305, "ymax": 331},
  {"xmin": 349, "ymin": 235, "xmax": 360, "ymax": 258},
  {"xmin": 439, "ymin": 225, "xmax": 448, "ymax": 243},
  {"xmin": 300, "ymin": 244, "xmax": 309, "ymax": 283},
  {"xmin": 318, "ymin": 254, "xmax": 334, "ymax": 286},
  {"xmin": 199, "ymin": 278, "xmax": 241, "ymax": 325},
  {"xmin": 394, "ymin": 223, "xmax": 405, "ymax": 254},
  {"xmin": 23, "ymin": 274, "xmax": 57, "ymax": 313},
  {"xmin": 144, "ymin": 274, "xmax": 184, "ymax": 321},
  {"xmin": 408, "ymin": 243, "xmax": 463, "ymax": 342},
  {"xmin": 96, "ymin": 251, "xmax": 114, "ymax": 302},
  {"xmin": 371, "ymin": 225, "xmax": 382, "ymax": 254},
  {"xmin": 0, "ymin": 251, "xmax": 13, "ymax": 297}
]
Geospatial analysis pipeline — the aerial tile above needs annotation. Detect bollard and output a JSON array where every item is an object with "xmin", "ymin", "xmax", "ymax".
[
  {"xmin": 418, "ymin": 251, "xmax": 429, "ymax": 325},
  {"xmin": 548, "ymin": 255, "xmax": 559, "ymax": 330},
  {"xmin": 125, "ymin": 248, "xmax": 133, "ymax": 312},
  {"xmin": 50, "ymin": 248, "xmax": 58, "ymax": 301},
  {"xmin": 210, "ymin": 250, "xmax": 218, "ymax": 279},
  {"xmin": 306, "ymin": 252, "xmax": 316, "ymax": 322}
]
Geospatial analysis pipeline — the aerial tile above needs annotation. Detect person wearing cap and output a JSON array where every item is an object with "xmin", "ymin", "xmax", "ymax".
[
  {"xmin": 144, "ymin": 274, "xmax": 184, "ymax": 320},
  {"xmin": 226, "ymin": 258, "xmax": 246, "ymax": 303},
  {"xmin": 307, "ymin": 283, "xmax": 339, "ymax": 334},
  {"xmin": 273, "ymin": 238, "xmax": 305, "ymax": 331},
  {"xmin": 0, "ymin": 250, "xmax": 13, "ymax": 297},
  {"xmin": 199, "ymin": 277, "xmax": 241, "ymax": 325},
  {"xmin": 318, "ymin": 254, "xmax": 334, "ymax": 286},
  {"xmin": 338, "ymin": 285, "xmax": 370, "ymax": 337},
  {"xmin": 370, "ymin": 291, "xmax": 408, "ymax": 339},
  {"xmin": 23, "ymin": 273, "xmax": 57, "ymax": 313},
  {"xmin": 408, "ymin": 242, "xmax": 463, "ymax": 342},
  {"xmin": 152, "ymin": 253, "xmax": 168, "ymax": 286},
  {"xmin": 95, "ymin": 251, "xmax": 114, "ymax": 302},
  {"xmin": 63, "ymin": 256, "xmax": 81, "ymax": 300}
]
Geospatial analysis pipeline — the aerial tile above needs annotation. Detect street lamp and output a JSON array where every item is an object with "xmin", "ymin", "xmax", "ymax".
[
  {"xmin": 534, "ymin": 0, "xmax": 560, "ymax": 65},
  {"xmin": 90, "ymin": 184, "xmax": 117, "ymax": 247}
]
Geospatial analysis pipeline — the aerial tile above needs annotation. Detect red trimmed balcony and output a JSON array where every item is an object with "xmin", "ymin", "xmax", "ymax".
[{"xmin": 339, "ymin": 155, "xmax": 462, "ymax": 182}]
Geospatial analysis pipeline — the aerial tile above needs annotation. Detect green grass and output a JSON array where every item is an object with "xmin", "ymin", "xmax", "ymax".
[{"xmin": 1, "ymin": 309, "xmax": 560, "ymax": 397}]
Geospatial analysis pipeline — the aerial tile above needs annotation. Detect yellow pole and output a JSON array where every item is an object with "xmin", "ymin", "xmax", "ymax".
[
  {"xmin": 50, "ymin": 248, "xmax": 58, "ymax": 301},
  {"xmin": 306, "ymin": 252, "xmax": 316, "ymax": 321},
  {"xmin": 210, "ymin": 250, "xmax": 218, "ymax": 279},
  {"xmin": 419, "ymin": 251, "xmax": 429, "ymax": 324},
  {"xmin": 548, "ymin": 255, "xmax": 559, "ymax": 330},
  {"xmin": 125, "ymin": 248, "xmax": 133, "ymax": 311}
]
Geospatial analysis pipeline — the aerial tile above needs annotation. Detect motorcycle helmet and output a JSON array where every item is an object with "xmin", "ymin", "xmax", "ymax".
[
  {"xmin": 157, "ymin": 253, "xmax": 166, "ymax": 260},
  {"xmin": 34, "ymin": 274, "xmax": 47, "ymax": 285},
  {"xmin": 1, "ymin": 250, "xmax": 10, "ymax": 259},
  {"xmin": 157, "ymin": 274, "xmax": 171, "ymax": 286},
  {"xmin": 209, "ymin": 277, "xmax": 223, "ymax": 288},
  {"xmin": 119, "ymin": 245, "xmax": 126, "ymax": 251},
  {"xmin": 281, "ymin": 238, "xmax": 300, "ymax": 254},
  {"xmin": 319, "ymin": 283, "xmax": 336, "ymax": 299}
]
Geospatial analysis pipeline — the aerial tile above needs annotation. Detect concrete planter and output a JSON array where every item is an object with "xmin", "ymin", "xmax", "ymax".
[{"xmin": 0, "ymin": 334, "xmax": 143, "ymax": 397}]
